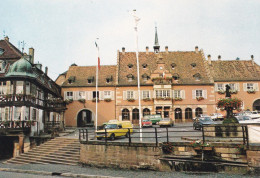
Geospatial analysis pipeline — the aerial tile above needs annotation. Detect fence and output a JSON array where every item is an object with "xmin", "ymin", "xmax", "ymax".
[{"xmin": 79, "ymin": 124, "xmax": 259, "ymax": 147}]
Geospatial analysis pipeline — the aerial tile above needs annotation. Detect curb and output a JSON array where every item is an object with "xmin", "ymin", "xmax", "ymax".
[{"xmin": 0, "ymin": 168, "xmax": 123, "ymax": 178}]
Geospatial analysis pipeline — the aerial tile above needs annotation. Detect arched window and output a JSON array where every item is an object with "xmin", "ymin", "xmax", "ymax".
[
  {"xmin": 195, "ymin": 107, "xmax": 203, "ymax": 116},
  {"xmin": 175, "ymin": 108, "xmax": 182, "ymax": 120},
  {"xmin": 185, "ymin": 108, "xmax": 192, "ymax": 119},
  {"xmin": 143, "ymin": 108, "xmax": 150, "ymax": 116},
  {"xmin": 122, "ymin": 108, "xmax": 130, "ymax": 121},
  {"xmin": 132, "ymin": 108, "xmax": 139, "ymax": 125}
]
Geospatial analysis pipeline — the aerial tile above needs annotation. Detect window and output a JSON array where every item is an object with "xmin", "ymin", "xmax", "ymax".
[
  {"xmin": 229, "ymin": 83, "xmax": 235, "ymax": 91},
  {"xmin": 0, "ymin": 48, "xmax": 4, "ymax": 55},
  {"xmin": 142, "ymin": 63, "xmax": 147, "ymax": 69},
  {"xmin": 93, "ymin": 91, "xmax": 99, "ymax": 99},
  {"xmin": 143, "ymin": 108, "xmax": 150, "ymax": 116},
  {"xmin": 122, "ymin": 108, "xmax": 130, "ymax": 120},
  {"xmin": 155, "ymin": 90, "xmax": 170, "ymax": 98},
  {"xmin": 127, "ymin": 74, "xmax": 134, "ymax": 82},
  {"xmin": 25, "ymin": 107, "xmax": 29, "ymax": 120},
  {"xmin": 78, "ymin": 91, "xmax": 85, "ymax": 99},
  {"xmin": 175, "ymin": 108, "xmax": 182, "ymax": 120},
  {"xmin": 0, "ymin": 81, "xmax": 6, "ymax": 95},
  {"xmin": 142, "ymin": 91, "xmax": 150, "ymax": 99},
  {"xmin": 174, "ymin": 90, "xmax": 181, "ymax": 98},
  {"xmin": 31, "ymin": 84, "xmax": 37, "ymax": 97},
  {"xmin": 193, "ymin": 73, "xmax": 201, "ymax": 81},
  {"xmin": 217, "ymin": 84, "xmax": 224, "ymax": 91},
  {"xmin": 196, "ymin": 90, "xmax": 203, "ymax": 97},
  {"xmin": 14, "ymin": 107, "xmax": 21, "ymax": 120},
  {"xmin": 104, "ymin": 91, "xmax": 111, "ymax": 99},
  {"xmin": 195, "ymin": 107, "xmax": 203, "ymax": 116},
  {"xmin": 173, "ymin": 73, "xmax": 180, "ymax": 80},
  {"xmin": 32, "ymin": 109, "xmax": 37, "ymax": 121},
  {"xmin": 128, "ymin": 64, "xmax": 133, "ymax": 69},
  {"xmin": 247, "ymin": 83, "xmax": 254, "ymax": 90},
  {"xmin": 191, "ymin": 63, "xmax": 196, "ymax": 68},
  {"xmin": 185, "ymin": 108, "xmax": 192, "ymax": 119},
  {"xmin": 66, "ymin": 92, "xmax": 73, "ymax": 100},
  {"xmin": 87, "ymin": 76, "xmax": 94, "ymax": 84},
  {"xmin": 171, "ymin": 63, "xmax": 176, "ymax": 69},
  {"xmin": 127, "ymin": 91, "xmax": 134, "ymax": 99},
  {"xmin": 16, "ymin": 81, "xmax": 23, "ymax": 94},
  {"xmin": 26, "ymin": 81, "xmax": 30, "ymax": 94},
  {"xmin": 88, "ymin": 79, "xmax": 92, "ymax": 84},
  {"xmin": 0, "ymin": 107, "xmax": 4, "ymax": 121}
]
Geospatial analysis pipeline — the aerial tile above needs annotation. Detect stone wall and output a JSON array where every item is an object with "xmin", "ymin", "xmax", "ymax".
[{"xmin": 204, "ymin": 124, "xmax": 243, "ymax": 138}]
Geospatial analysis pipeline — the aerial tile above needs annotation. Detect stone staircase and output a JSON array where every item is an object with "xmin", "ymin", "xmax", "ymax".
[{"xmin": 4, "ymin": 137, "xmax": 80, "ymax": 165}]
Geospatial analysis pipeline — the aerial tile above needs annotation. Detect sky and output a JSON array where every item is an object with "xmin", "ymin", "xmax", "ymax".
[{"xmin": 0, "ymin": 0, "xmax": 260, "ymax": 80}]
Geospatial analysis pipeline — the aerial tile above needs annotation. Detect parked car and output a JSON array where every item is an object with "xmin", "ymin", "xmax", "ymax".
[
  {"xmin": 141, "ymin": 119, "xmax": 152, "ymax": 128},
  {"xmin": 236, "ymin": 116, "xmax": 260, "ymax": 124},
  {"xmin": 193, "ymin": 116, "xmax": 215, "ymax": 130},
  {"xmin": 193, "ymin": 114, "xmax": 209, "ymax": 120},
  {"xmin": 210, "ymin": 113, "xmax": 224, "ymax": 121},
  {"xmin": 96, "ymin": 121, "xmax": 133, "ymax": 140},
  {"xmin": 158, "ymin": 118, "xmax": 174, "ymax": 127},
  {"xmin": 143, "ymin": 115, "xmax": 162, "ymax": 125}
]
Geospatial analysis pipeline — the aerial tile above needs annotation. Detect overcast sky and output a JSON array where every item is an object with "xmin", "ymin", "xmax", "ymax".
[{"xmin": 1, "ymin": 0, "xmax": 260, "ymax": 80}]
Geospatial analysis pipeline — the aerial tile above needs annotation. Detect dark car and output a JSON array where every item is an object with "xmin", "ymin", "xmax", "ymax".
[{"xmin": 193, "ymin": 116, "xmax": 215, "ymax": 130}]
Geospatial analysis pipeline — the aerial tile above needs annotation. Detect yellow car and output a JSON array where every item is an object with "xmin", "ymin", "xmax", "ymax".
[
  {"xmin": 159, "ymin": 118, "xmax": 174, "ymax": 127},
  {"xmin": 96, "ymin": 121, "xmax": 133, "ymax": 140}
]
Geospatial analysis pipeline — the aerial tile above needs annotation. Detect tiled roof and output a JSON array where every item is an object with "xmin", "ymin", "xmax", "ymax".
[
  {"xmin": 0, "ymin": 39, "xmax": 22, "ymax": 60},
  {"xmin": 209, "ymin": 60, "xmax": 260, "ymax": 81},
  {"xmin": 118, "ymin": 51, "xmax": 213, "ymax": 85},
  {"xmin": 62, "ymin": 65, "xmax": 117, "ymax": 87}
]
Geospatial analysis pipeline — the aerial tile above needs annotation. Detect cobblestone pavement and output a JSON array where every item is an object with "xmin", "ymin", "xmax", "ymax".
[{"xmin": 0, "ymin": 163, "xmax": 258, "ymax": 178}]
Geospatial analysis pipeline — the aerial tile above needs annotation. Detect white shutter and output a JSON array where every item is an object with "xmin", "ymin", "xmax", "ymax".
[
  {"xmin": 243, "ymin": 83, "xmax": 247, "ymax": 91},
  {"xmin": 111, "ymin": 91, "xmax": 114, "ymax": 100},
  {"xmin": 150, "ymin": 90, "xmax": 153, "ymax": 99},
  {"xmin": 64, "ymin": 92, "xmax": 66, "ymax": 100},
  {"xmin": 89, "ymin": 91, "xmax": 93, "ymax": 100},
  {"xmin": 123, "ymin": 91, "xmax": 126, "ymax": 100},
  {"xmin": 214, "ymin": 84, "xmax": 218, "ymax": 91},
  {"xmin": 153, "ymin": 90, "xmax": 156, "ymax": 98},
  {"xmin": 141, "ymin": 90, "xmax": 143, "ymax": 99},
  {"xmin": 134, "ymin": 91, "xmax": 138, "ymax": 99},
  {"xmin": 254, "ymin": 83, "xmax": 259, "ymax": 91},
  {"xmin": 181, "ymin": 90, "xmax": 185, "ymax": 99},
  {"xmin": 236, "ymin": 83, "xmax": 240, "ymax": 91},
  {"xmin": 73, "ymin": 91, "xmax": 77, "ymax": 100},
  {"xmin": 203, "ymin": 90, "xmax": 207, "ymax": 99},
  {"xmin": 172, "ymin": 90, "xmax": 175, "ymax": 98},
  {"xmin": 192, "ymin": 90, "xmax": 196, "ymax": 99},
  {"xmin": 100, "ymin": 91, "xmax": 104, "ymax": 100}
]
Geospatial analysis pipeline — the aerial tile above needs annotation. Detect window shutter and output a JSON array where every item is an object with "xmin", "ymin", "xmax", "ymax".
[
  {"xmin": 141, "ymin": 90, "xmax": 143, "ymax": 99},
  {"xmin": 153, "ymin": 90, "xmax": 156, "ymax": 98},
  {"xmin": 100, "ymin": 91, "xmax": 104, "ymax": 100},
  {"xmin": 150, "ymin": 90, "xmax": 153, "ymax": 99},
  {"xmin": 123, "ymin": 91, "xmax": 126, "ymax": 100},
  {"xmin": 192, "ymin": 90, "xmax": 196, "ymax": 99},
  {"xmin": 73, "ymin": 91, "xmax": 77, "ymax": 100},
  {"xmin": 203, "ymin": 90, "xmax": 207, "ymax": 99},
  {"xmin": 172, "ymin": 90, "xmax": 175, "ymax": 98},
  {"xmin": 236, "ymin": 83, "xmax": 240, "ymax": 91},
  {"xmin": 254, "ymin": 83, "xmax": 259, "ymax": 91},
  {"xmin": 181, "ymin": 90, "xmax": 185, "ymax": 99},
  {"xmin": 64, "ymin": 92, "xmax": 66, "ymax": 100},
  {"xmin": 111, "ymin": 91, "xmax": 114, "ymax": 100},
  {"xmin": 214, "ymin": 84, "xmax": 218, "ymax": 91},
  {"xmin": 88, "ymin": 91, "xmax": 93, "ymax": 100},
  {"xmin": 134, "ymin": 91, "xmax": 138, "ymax": 99},
  {"xmin": 243, "ymin": 83, "xmax": 247, "ymax": 91}
]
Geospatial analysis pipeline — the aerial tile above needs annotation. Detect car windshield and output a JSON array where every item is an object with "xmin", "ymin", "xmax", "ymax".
[
  {"xmin": 105, "ymin": 124, "xmax": 118, "ymax": 129},
  {"xmin": 143, "ymin": 119, "xmax": 150, "ymax": 122},
  {"xmin": 200, "ymin": 117, "xmax": 212, "ymax": 121}
]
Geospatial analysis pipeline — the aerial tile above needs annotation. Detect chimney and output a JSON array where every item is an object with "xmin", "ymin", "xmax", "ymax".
[
  {"xmin": 207, "ymin": 54, "xmax": 211, "ymax": 65},
  {"xmin": 165, "ymin": 46, "xmax": 168, "ymax": 53},
  {"xmin": 45, "ymin": 66, "xmax": 48, "ymax": 75},
  {"xmin": 195, "ymin": 46, "xmax": 199, "ymax": 53},
  {"xmin": 4, "ymin": 36, "xmax": 9, "ymax": 42},
  {"xmin": 251, "ymin": 55, "xmax": 254, "ymax": 60},
  {"xmin": 122, "ymin": 47, "xmax": 125, "ymax": 55},
  {"xmin": 29, "ymin": 47, "xmax": 34, "ymax": 64},
  {"xmin": 218, "ymin": 55, "xmax": 221, "ymax": 60},
  {"xmin": 146, "ymin": 46, "xmax": 149, "ymax": 54}
]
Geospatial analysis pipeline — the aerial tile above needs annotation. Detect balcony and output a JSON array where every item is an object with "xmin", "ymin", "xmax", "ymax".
[{"xmin": 0, "ymin": 120, "xmax": 37, "ymax": 135}]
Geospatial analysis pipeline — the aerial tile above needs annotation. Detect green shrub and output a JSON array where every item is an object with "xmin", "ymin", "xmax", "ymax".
[{"xmin": 223, "ymin": 117, "xmax": 238, "ymax": 124}]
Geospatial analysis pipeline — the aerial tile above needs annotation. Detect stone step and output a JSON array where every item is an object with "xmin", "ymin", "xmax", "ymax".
[
  {"xmin": 30, "ymin": 148, "xmax": 80, "ymax": 155},
  {"xmin": 20, "ymin": 152, "xmax": 80, "ymax": 160}
]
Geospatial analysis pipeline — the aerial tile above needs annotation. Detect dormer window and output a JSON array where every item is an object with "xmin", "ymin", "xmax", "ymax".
[
  {"xmin": 193, "ymin": 73, "xmax": 201, "ymax": 81},
  {"xmin": 128, "ymin": 63, "xmax": 133, "ymax": 69},
  {"xmin": 142, "ymin": 63, "xmax": 147, "ymax": 69},
  {"xmin": 173, "ymin": 73, "xmax": 180, "ymax": 80},
  {"xmin": 127, "ymin": 74, "xmax": 134, "ymax": 82},
  {"xmin": 87, "ymin": 76, "xmax": 94, "ymax": 84},
  {"xmin": 142, "ymin": 73, "xmax": 149, "ymax": 81},
  {"xmin": 106, "ymin": 75, "xmax": 113, "ymax": 83},
  {"xmin": 191, "ymin": 63, "xmax": 196, "ymax": 68},
  {"xmin": 171, "ymin": 63, "xmax": 176, "ymax": 69},
  {"xmin": 68, "ymin": 76, "xmax": 76, "ymax": 84},
  {"xmin": 0, "ymin": 48, "xmax": 4, "ymax": 56}
]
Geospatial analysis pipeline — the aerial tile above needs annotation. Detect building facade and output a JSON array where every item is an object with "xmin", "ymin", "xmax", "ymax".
[{"xmin": 57, "ymin": 32, "xmax": 260, "ymax": 127}]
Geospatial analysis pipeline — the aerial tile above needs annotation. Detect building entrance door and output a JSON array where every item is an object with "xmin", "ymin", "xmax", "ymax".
[
  {"xmin": 132, "ymin": 108, "xmax": 139, "ymax": 125},
  {"xmin": 77, "ymin": 109, "xmax": 92, "ymax": 127},
  {"xmin": 253, "ymin": 99, "xmax": 260, "ymax": 111}
]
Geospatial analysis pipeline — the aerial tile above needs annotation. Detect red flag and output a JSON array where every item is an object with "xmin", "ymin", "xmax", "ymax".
[{"xmin": 95, "ymin": 42, "xmax": 101, "ymax": 70}]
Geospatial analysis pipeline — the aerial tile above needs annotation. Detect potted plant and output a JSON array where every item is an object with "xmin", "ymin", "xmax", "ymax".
[
  {"xmin": 174, "ymin": 97, "xmax": 183, "ymax": 101},
  {"xmin": 216, "ymin": 98, "xmax": 242, "ymax": 111},
  {"xmin": 127, "ymin": 98, "xmax": 135, "ymax": 102},
  {"xmin": 104, "ymin": 98, "xmax": 111, "ymax": 102},
  {"xmin": 196, "ymin": 96, "xmax": 204, "ymax": 101},
  {"xmin": 161, "ymin": 142, "xmax": 174, "ymax": 154},
  {"xmin": 247, "ymin": 89, "xmax": 255, "ymax": 94},
  {"xmin": 78, "ymin": 98, "xmax": 86, "ymax": 103},
  {"xmin": 143, "ymin": 98, "xmax": 151, "ymax": 102}
]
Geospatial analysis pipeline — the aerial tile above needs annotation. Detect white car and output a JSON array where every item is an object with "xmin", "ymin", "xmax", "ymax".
[
  {"xmin": 193, "ymin": 114, "xmax": 209, "ymax": 120},
  {"xmin": 210, "ymin": 113, "xmax": 224, "ymax": 121},
  {"xmin": 236, "ymin": 116, "xmax": 260, "ymax": 124},
  {"xmin": 243, "ymin": 111, "xmax": 260, "ymax": 119}
]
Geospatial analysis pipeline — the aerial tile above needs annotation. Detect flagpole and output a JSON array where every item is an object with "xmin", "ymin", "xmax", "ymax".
[
  {"xmin": 132, "ymin": 10, "xmax": 142, "ymax": 142},
  {"xmin": 95, "ymin": 40, "xmax": 99, "ymax": 132}
]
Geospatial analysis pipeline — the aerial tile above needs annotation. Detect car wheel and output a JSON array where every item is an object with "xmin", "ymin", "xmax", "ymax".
[
  {"xmin": 110, "ymin": 134, "xmax": 115, "ymax": 141},
  {"xmin": 125, "ymin": 132, "xmax": 129, "ymax": 138}
]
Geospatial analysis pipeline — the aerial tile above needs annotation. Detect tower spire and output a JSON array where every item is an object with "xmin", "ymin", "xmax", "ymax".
[{"xmin": 153, "ymin": 25, "xmax": 160, "ymax": 53}]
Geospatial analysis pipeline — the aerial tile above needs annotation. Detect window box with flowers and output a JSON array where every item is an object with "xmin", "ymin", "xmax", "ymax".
[
  {"xmin": 78, "ymin": 99, "xmax": 86, "ymax": 103},
  {"xmin": 196, "ymin": 96, "xmax": 204, "ymax": 101},
  {"xmin": 161, "ymin": 142, "xmax": 174, "ymax": 154},
  {"xmin": 156, "ymin": 97, "xmax": 171, "ymax": 100},
  {"xmin": 104, "ymin": 98, "xmax": 111, "ymax": 102},
  {"xmin": 230, "ymin": 90, "xmax": 238, "ymax": 94},
  {"xmin": 127, "ymin": 98, "xmax": 135, "ymax": 102},
  {"xmin": 247, "ymin": 89, "xmax": 255, "ymax": 94},
  {"xmin": 217, "ymin": 90, "xmax": 225, "ymax": 94},
  {"xmin": 173, "ymin": 97, "xmax": 182, "ymax": 101},
  {"xmin": 92, "ymin": 98, "xmax": 99, "ymax": 102},
  {"xmin": 143, "ymin": 98, "xmax": 151, "ymax": 102},
  {"xmin": 16, "ymin": 94, "xmax": 24, "ymax": 101}
]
